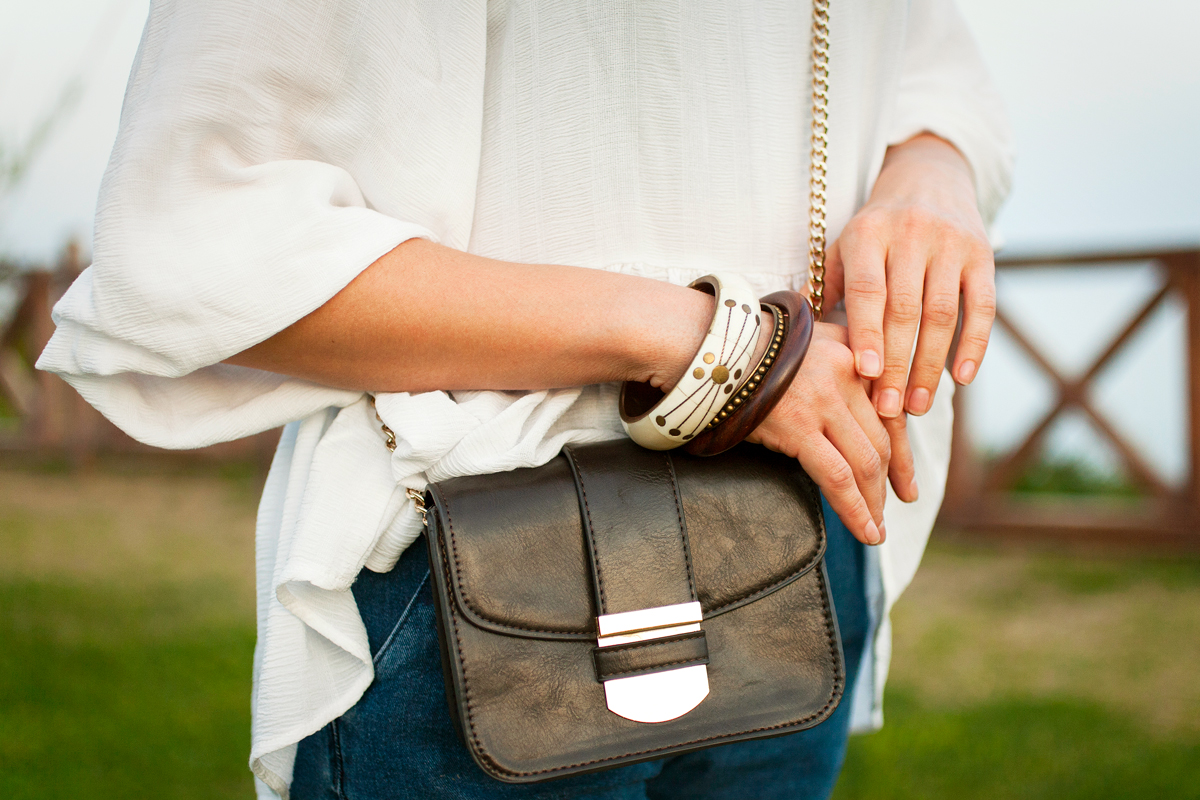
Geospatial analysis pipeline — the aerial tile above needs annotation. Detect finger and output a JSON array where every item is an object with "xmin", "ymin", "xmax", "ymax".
[
  {"xmin": 952, "ymin": 251, "xmax": 997, "ymax": 385},
  {"xmin": 904, "ymin": 254, "xmax": 961, "ymax": 416},
  {"xmin": 821, "ymin": 237, "xmax": 845, "ymax": 309},
  {"xmin": 822, "ymin": 409, "xmax": 887, "ymax": 529},
  {"xmin": 844, "ymin": 376, "xmax": 893, "ymax": 492},
  {"xmin": 838, "ymin": 218, "xmax": 888, "ymax": 381},
  {"xmin": 873, "ymin": 249, "xmax": 926, "ymax": 419},
  {"xmin": 883, "ymin": 412, "xmax": 918, "ymax": 502},
  {"xmin": 796, "ymin": 436, "xmax": 883, "ymax": 546}
]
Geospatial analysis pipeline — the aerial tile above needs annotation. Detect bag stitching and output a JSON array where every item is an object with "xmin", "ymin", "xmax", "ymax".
[
  {"xmin": 700, "ymin": 469, "xmax": 828, "ymax": 617},
  {"xmin": 445, "ymin": 530, "xmax": 845, "ymax": 779},
  {"xmin": 566, "ymin": 446, "xmax": 607, "ymax": 612},
  {"xmin": 439, "ymin": 462, "xmax": 825, "ymax": 637},
  {"xmin": 595, "ymin": 630, "xmax": 706, "ymax": 655},
  {"xmin": 597, "ymin": 657, "xmax": 710, "ymax": 680},
  {"xmin": 663, "ymin": 452, "xmax": 697, "ymax": 600},
  {"xmin": 441, "ymin": 492, "xmax": 589, "ymax": 636}
]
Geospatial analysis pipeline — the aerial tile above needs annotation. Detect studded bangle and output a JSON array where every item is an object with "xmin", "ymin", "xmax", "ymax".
[
  {"xmin": 683, "ymin": 290, "xmax": 814, "ymax": 457},
  {"xmin": 699, "ymin": 301, "xmax": 786, "ymax": 434}
]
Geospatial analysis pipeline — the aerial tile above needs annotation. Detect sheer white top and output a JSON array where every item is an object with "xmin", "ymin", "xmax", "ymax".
[{"xmin": 37, "ymin": 0, "xmax": 1012, "ymax": 795}]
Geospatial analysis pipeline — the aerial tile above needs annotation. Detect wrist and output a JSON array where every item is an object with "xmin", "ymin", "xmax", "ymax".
[
  {"xmin": 877, "ymin": 132, "xmax": 976, "ymax": 204},
  {"xmin": 632, "ymin": 285, "xmax": 715, "ymax": 392},
  {"xmin": 621, "ymin": 274, "xmax": 762, "ymax": 450}
]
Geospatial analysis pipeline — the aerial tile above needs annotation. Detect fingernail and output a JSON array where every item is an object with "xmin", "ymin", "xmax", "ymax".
[
  {"xmin": 907, "ymin": 387, "xmax": 930, "ymax": 415},
  {"xmin": 877, "ymin": 388, "xmax": 901, "ymax": 418},
  {"xmin": 864, "ymin": 520, "xmax": 881, "ymax": 545},
  {"xmin": 877, "ymin": 523, "xmax": 887, "ymax": 543},
  {"xmin": 959, "ymin": 360, "xmax": 977, "ymax": 384},
  {"xmin": 907, "ymin": 478, "xmax": 919, "ymax": 502},
  {"xmin": 859, "ymin": 350, "xmax": 882, "ymax": 379}
]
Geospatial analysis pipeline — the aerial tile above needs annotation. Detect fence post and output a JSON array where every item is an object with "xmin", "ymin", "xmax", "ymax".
[
  {"xmin": 25, "ymin": 272, "xmax": 69, "ymax": 451},
  {"xmin": 1174, "ymin": 252, "xmax": 1200, "ymax": 539}
]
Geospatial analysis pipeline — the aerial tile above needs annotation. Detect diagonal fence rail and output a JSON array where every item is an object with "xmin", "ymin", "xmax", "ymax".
[{"xmin": 938, "ymin": 246, "xmax": 1200, "ymax": 547}]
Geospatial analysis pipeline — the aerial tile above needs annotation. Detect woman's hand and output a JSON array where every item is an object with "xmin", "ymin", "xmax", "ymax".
[
  {"xmin": 746, "ymin": 322, "xmax": 916, "ymax": 546},
  {"xmin": 823, "ymin": 133, "xmax": 996, "ymax": 423}
]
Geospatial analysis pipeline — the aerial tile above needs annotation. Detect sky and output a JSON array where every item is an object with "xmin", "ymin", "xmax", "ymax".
[{"xmin": 1, "ymin": 0, "xmax": 1198, "ymax": 482}]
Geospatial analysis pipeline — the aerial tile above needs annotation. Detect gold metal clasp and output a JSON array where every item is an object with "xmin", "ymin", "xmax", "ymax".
[{"xmin": 596, "ymin": 601, "xmax": 709, "ymax": 723}]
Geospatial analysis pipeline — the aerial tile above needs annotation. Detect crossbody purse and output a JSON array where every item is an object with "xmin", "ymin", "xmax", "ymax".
[{"xmin": 391, "ymin": 0, "xmax": 838, "ymax": 783}]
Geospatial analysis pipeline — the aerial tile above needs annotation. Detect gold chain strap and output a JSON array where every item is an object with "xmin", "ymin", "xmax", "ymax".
[
  {"xmin": 368, "ymin": 397, "xmax": 429, "ymax": 522},
  {"xmin": 807, "ymin": 0, "xmax": 831, "ymax": 322},
  {"xmin": 371, "ymin": 396, "xmax": 398, "ymax": 452}
]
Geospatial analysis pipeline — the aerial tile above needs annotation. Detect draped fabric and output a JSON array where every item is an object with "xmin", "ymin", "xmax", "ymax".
[{"xmin": 37, "ymin": 0, "xmax": 1012, "ymax": 795}]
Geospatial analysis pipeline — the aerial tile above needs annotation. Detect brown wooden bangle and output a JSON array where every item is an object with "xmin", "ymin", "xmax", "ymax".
[{"xmin": 682, "ymin": 290, "xmax": 814, "ymax": 457}]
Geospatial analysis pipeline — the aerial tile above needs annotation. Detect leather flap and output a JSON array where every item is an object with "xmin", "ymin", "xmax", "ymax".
[{"xmin": 426, "ymin": 440, "xmax": 825, "ymax": 641}]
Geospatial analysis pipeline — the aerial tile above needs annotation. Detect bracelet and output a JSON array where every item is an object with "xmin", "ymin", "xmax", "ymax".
[
  {"xmin": 620, "ymin": 274, "xmax": 761, "ymax": 450},
  {"xmin": 682, "ymin": 290, "xmax": 814, "ymax": 457},
  {"xmin": 700, "ymin": 301, "xmax": 786, "ymax": 434}
]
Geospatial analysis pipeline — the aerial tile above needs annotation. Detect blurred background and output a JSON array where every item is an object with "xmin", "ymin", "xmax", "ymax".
[{"xmin": 1, "ymin": 0, "xmax": 1198, "ymax": 797}]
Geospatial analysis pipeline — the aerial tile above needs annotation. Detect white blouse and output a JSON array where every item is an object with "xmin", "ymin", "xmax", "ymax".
[{"xmin": 37, "ymin": 0, "xmax": 1012, "ymax": 796}]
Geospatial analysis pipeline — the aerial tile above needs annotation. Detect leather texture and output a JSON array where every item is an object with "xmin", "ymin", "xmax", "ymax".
[
  {"xmin": 593, "ymin": 631, "xmax": 710, "ymax": 682},
  {"xmin": 424, "ymin": 439, "xmax": 844, "ymax": 783},
  {"xmin": 685, "ymin": 290, "xmax": 814, "ymax": 457},
  {"xmin": 563, "ymin": 443, "xmax": 697, "ymax": 615}
]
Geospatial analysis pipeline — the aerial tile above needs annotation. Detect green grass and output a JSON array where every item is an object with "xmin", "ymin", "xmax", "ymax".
[
  {"xmin": 1, "ymin": 463, "xmax": 1198, "ymax": 798},
  {"xmin": 1009, "ymin": 457, "xmax": 1140, "ymax": 497},
  {"xmin": 0, "ymin": 462, "xmax": 259, "ymax": 798},
  {"xmin": 0, "ymin": 581, "xmax": 254, "ymax": 800},
  {"xmin": 837, "ymin": 691, "xmax": 1200, "ymax": 800},
  {"xmin": 837, "ymin": 542, "xmax": 1200, "ymax": 799}
]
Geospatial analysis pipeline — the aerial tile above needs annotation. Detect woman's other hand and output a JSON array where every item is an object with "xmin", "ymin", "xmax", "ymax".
[
  {"xmin": 823, "ymin": 132, "xmax": 996, "ymax": 423},
  {"xmin": 746, "ymin": 322, "xmax": 916, "ymax": 546}
]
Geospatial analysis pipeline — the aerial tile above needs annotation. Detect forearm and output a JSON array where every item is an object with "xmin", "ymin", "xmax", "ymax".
[
  {"xmin": 229, "ymin": 237, "xmax": 909, "ymax": 545},
  {"xmin": 226, "ymin": 238, "xmax": 717, "ymax": 393}
]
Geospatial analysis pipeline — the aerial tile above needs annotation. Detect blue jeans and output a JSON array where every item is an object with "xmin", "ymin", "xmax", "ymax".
[{"xmin": 293, "ymin": 497, "xmax": 867, "ymax": 800}]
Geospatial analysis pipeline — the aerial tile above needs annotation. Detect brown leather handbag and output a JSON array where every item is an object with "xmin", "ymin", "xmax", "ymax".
[
  {"xmin": 419, "ymin": 440, "xmax": 843, "ymax": 783},
  {"xmin": 409, "ymin": 0, "xmax": 838, "ymax": 782}
]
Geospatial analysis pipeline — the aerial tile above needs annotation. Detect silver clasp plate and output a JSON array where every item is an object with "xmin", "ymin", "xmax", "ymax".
[{"xmin": 596, "ymin": 601, "xmax": 709, "ymax": 723}]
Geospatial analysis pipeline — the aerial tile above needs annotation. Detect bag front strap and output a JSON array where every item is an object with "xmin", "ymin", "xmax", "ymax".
[
  {"xmin": 593, "ymin": 631, "xmax": 709, "ymax": 682},
  {"xmin": 563, "ymin": 442, "xmax": 698, "ymax": 616}
]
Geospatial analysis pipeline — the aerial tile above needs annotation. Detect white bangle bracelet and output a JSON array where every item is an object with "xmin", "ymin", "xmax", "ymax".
[{"xmin": 620, "ymin": 274, "xmax": 761, "ymax": 450}]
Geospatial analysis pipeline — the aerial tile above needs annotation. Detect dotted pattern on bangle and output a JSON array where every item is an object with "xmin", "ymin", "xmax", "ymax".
[
  {"xmin": 704, "ymin": 303, "xmax": 787, "ymax": 431},
  {"xmin": 655, "ymin": 299, "xmax": 760, "ymax": 440}
]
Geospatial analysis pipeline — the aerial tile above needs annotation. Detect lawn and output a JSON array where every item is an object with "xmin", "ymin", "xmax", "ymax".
[{"xmin": 0, "ymin": 461, "xmax": 1197, "ymax": 798}]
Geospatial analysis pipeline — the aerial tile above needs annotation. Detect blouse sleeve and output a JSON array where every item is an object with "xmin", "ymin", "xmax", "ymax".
[
  {"xmin": 887, "ymin": 0, "xmax": 1015, "ymax": 224},
  {"xmin": 36, "ymin": 0, "xmax": 487, "ymax": 448}
]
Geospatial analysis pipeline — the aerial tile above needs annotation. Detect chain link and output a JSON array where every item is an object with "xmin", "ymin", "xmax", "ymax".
[
  {"xmin": 406, "ymin": 488, "xmax": 428, "ymax": 525},
  {"xmin": 368, "ymin": 397, "xmax": 429, "ymax": 525},
  {"xmin": 807, "ymin": 0, "xmax": 830, "ymax": 322},
  {"xmin": 368, "ymin": 394, "xmax": 398, "ymax": 451}
]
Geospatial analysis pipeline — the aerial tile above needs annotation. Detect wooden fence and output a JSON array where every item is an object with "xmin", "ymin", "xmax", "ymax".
[
  {"xmin": 0, "ymin": 243, "xmax": 278, "ymax": 468},
  {"xmin": 939, "ymin": 245, "xmax": 1200, "ymax": 547},
  {"xmin": 3, "ymin": 244, "xmax": 1198, "ymax": 547}
]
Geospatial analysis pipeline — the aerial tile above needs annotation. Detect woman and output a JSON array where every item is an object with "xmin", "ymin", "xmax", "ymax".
[{"xmin": 38, "ymin": 0, "xmax": 1012, "ymax": 796}]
